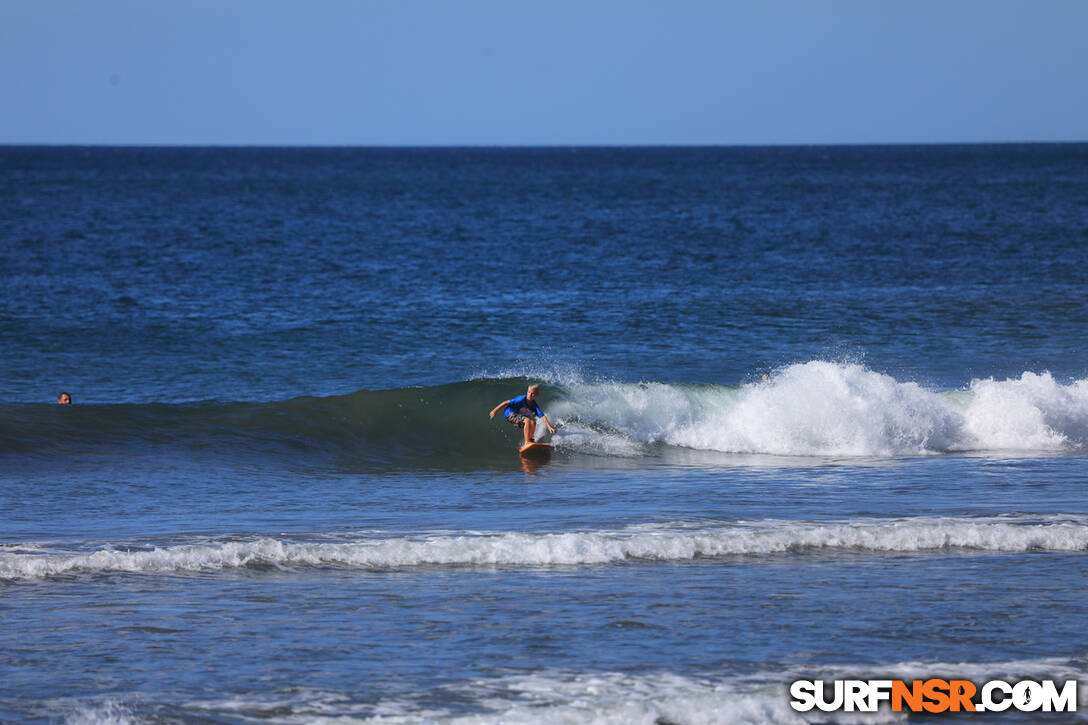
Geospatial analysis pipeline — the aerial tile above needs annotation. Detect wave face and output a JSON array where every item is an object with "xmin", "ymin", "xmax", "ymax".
[
  {"xmin": 3, "ymin": 364, "xmax": 1087, "ymax": 462},
  {"xmin": 5, "ymin": 515, "xmax": 1086, "ymax": 581},
  {"xmin": 0, "ymin": 378, "xmax": 522, "ymax": 465}
]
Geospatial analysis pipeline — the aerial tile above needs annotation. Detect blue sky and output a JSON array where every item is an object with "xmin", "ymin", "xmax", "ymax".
[{"xmin": 2, "ymin": 0, "xmax": 1086, "ymax": 145}]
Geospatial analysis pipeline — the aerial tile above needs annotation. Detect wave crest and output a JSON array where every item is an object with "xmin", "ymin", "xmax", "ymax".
[
  {"xmin": 4, "ymin": 364, "xmax": 1086, "ymax": 462},
  {"xmin": 5, "ymin": 516, "xmax": 1086, "ymax": 581}
]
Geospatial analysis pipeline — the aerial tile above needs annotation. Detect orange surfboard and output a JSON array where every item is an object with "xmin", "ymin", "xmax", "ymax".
[{"xmin": 518, "ymin": 441, "xmax": 552, "ymax": 458}]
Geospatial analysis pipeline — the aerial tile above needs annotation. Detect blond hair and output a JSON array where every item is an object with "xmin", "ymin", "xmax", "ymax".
[{"xmin": 528, "ymin": 383, "xmax": 541, "ymax": 394}]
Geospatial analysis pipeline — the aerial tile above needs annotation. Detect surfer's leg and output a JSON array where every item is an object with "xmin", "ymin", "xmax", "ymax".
[{"xmin": 524, "ymin": 418, "xmax": 536, "ymax": 443}]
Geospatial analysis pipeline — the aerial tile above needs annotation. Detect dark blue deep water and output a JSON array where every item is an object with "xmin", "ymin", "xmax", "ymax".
[{"xmin": 2, "ymin": 145, "xmax": 1087, "ymax": 724}]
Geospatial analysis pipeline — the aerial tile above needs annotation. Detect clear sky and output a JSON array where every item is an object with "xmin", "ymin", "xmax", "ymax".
[{"xmin": 2, "ymin": 0, "xmax": 1086, "ymax": 146}]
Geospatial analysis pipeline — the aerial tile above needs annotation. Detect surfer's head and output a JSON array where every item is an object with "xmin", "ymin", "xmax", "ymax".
[
  {"xmin": 57, "ymin": 392, "xmax": 72, "ymax": 404},
  {"xmin": 527, "ymin": 383, "xmax": 541, "ymax": 400}
]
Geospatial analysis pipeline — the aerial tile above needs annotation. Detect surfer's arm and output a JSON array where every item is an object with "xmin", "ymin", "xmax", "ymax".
[
  {"xmin": 540, "ymin": 413, "xmax": 557, "ymax": 434},
  {"xmin": 488, "ymin": 400, "xmax": 510, "ymax": 419}
]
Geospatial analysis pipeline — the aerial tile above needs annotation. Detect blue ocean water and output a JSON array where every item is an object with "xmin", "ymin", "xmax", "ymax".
[{"xmin": 2, "ymin": 145, "xmax": 1087, "ymax": 724}]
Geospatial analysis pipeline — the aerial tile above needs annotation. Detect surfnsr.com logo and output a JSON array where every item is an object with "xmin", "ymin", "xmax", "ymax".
[{"xmin": 789, "ymin": 679, "xmax": 1078, "ymax": 714}]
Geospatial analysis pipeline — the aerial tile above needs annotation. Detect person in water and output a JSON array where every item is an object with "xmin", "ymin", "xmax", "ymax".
[
  {"xmin": 57, "ymin": 392, "xmax": 72, "ymax": 404},
  {"xmin": 489, "ymin": 383, "xmax": 557, "ymax": 445}
]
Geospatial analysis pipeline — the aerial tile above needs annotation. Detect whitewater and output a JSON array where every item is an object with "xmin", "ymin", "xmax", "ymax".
[
  {"xmin": 61, "ymin": 659, "xmax": 1088, "ymax": 725},
  {"xmin": 4, "ymin": 515, "xmax": 1087, "ymax": 581},
  {"xmin": 547, "ymin": 363, "xmax": 1088, "ymax": 458}
]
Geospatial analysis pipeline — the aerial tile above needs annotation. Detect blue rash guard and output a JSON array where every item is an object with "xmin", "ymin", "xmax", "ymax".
[{"xmin": 504, "ymin": 394, "xmax": 545, "ymax": 421}]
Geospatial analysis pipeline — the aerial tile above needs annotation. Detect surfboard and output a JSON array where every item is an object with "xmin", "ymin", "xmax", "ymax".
[{"xmin": 518, "ymin": 441, "xmax": 552, "ymax": 458}]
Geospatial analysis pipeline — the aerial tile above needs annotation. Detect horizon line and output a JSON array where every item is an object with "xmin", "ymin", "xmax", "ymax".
[{"xmin": 2, "ymin": 139, "xmax": 1087, "ymax": 150}]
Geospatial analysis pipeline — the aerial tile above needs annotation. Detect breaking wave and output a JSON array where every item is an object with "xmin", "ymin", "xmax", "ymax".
[
  {"xmin": 5, "ymin": 515, "xmax": 1086, "ymax": 582},
  {"xmin": 3, "ymin": 363, "xmax": 1087, "ymax": 464},
  {"xmin": 551, "ymin": 363, "xmax": 1088, "ymax": 457}
]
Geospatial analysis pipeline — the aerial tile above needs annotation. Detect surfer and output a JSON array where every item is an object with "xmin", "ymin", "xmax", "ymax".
[
  {"xmin": 489, "ymin": 384, "xmax": 557, "ymax": 445},
  {"xmin": 57, "ymin": 392, "xmax": 72, "ymax": 404}
]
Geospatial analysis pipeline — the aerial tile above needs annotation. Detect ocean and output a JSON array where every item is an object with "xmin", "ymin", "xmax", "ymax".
[{"xmin": 1, "ymin": 144, "xmax": 1086, "ymax": 724}]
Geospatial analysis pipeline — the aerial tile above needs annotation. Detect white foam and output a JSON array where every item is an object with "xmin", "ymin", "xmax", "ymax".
[
  {"xmin": 5, "ymin": 516, "xmax": 1086, "ymax": 581},
  {"xmin": 963, "ymin": 371, "xmax": 1088, "ymax": 450},
  {"xmin": 156, "ymin": 657, "xmax": 1088, "ymax": 724},
  {"xmin": 552, "ymin": 422, "xmax": 647, "ymax": 457},
  {"xmin": 360, "ymin": 659, "xmax": 1088, "ymax": 725},
  {"xmin": 546, "ymin": 363, "xmax": 1088, "ymax": 457},
  {"xmin": 63, "ymin": 701, "xmax": 136, "ymax": 725}
]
